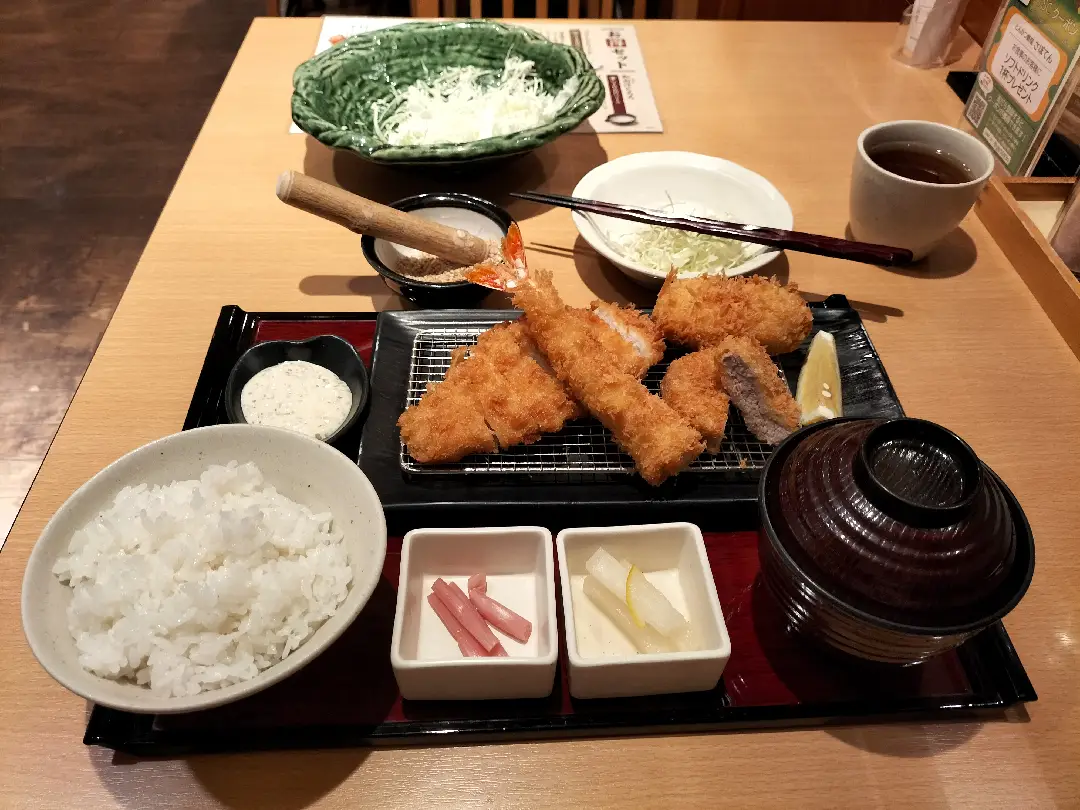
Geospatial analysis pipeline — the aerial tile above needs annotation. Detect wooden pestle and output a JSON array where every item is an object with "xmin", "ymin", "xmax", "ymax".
[{"xmin": 275, "ymin": 171, "xmax": 493, "ymax": 266}]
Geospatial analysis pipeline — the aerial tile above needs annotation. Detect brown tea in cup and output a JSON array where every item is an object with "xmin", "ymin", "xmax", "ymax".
[{"xmin": 867, "ymin": 144, "xmax": 975, "ymax": 185}]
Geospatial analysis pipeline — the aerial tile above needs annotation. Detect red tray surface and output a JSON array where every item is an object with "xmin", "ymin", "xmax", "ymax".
[
  {"xmin": 157, "ymin": 319, "xmax": 970, "ymax": 735},
  {"xmin": 255, "ymin": 321, "xmax": 376, "ymax": 364},
  {"xmin": 157, "ymin": 531, "xmax": 969, "ymax": 734}
]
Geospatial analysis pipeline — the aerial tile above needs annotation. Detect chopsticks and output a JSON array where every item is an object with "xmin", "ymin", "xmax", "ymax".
[{"xmin": 510, "ymin": 191, "xmax": 914, "ymax": 267}]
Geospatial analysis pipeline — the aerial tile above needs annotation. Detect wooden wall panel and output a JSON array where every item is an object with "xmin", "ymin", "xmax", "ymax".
[
  {"xmin": 699, "ymin": 0, "xmax": 909, "ymax": 21},
  {"xmin": 962, "ymin": 0, "xmax": 1001, "ymax": 45}
]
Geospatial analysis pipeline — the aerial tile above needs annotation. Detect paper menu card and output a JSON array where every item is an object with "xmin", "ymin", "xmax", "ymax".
[
  {"xmin": 964, "ymin": 0, "xmax": 1080, "ymax": 175},
  {"xmin": 289, "ymin": 16, "xmax": 662, "ymax": 135}
]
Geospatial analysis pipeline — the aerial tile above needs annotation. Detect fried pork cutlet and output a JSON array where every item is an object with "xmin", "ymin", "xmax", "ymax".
[
  {"xmin": 660, "ymin": 349, "xmax": 730, "ymax": 453},
  {"xmin": 652, "ymin": 274, "xmax": 813, "ymax": 355},
  {"xmin": 397, "ymin": 379, "xmax": 497, "ymax": 463},
  {"xmin": 397, "ymin": 321, "xmax": 580, "ymax": 463},
  {"xmin": 715, "ymin": 336, "xmax": 800, "ymax": 445}
]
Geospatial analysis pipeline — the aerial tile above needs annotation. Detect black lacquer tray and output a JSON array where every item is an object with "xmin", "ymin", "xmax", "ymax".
[
  {"xmin": 360, "ymin": 296, "xmax": 904, "ymax": 532},
  {"xmin": 82, "ymin": 302, "xmax": 1035, "ymax": 756}
]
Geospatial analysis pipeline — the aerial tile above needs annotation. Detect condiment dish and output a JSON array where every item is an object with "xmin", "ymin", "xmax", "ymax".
[
  {"xmin": 572, "ymin": 151, "xmax": 793, "ymax": 289},
  {"xmin": 391, "ymin": 526, "xmax": 558, "ymax": 700},
  {"xmin": 556, "ymin": 522, "xmax": 730, "ymax": 699},
  {"xmin": 224, "ymin": 334, "xmax": 369, "ymax": 443},
  {"xmin": 21, "ymin": 424, "xmax": 388, "ymax": 714},
  {"xmin": 361, "ymin": 193, "xmax": 511, "ymax": 309}
]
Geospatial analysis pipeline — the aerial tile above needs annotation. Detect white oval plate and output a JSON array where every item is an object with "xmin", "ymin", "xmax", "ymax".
[{"xmin": 571, "ymin": 151, "xmax": 794, "ymax": 289}]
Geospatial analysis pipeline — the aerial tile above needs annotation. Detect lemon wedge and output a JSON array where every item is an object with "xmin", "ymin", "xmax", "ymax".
[
  {"xmin": 625, "ymin": 565, "xmax": 646, "ymax": 628},
  {"xmin": 626, "ymin": 565, "xmax": 691, "ymax": 640},
  {"xmin": 796, "ymin": 331, "xmax": 842, "ymax": 425}
]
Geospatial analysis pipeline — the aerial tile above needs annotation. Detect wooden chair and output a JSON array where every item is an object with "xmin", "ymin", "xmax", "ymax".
[
  {"xmin": 409, "ymin": 0, "xmax": 700, "ymax": 20},
  {"xmin": 268, "ymin": 0, "xmax": 908, "ymax": 19}
]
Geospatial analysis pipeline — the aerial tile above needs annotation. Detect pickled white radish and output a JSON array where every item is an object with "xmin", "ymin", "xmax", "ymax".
[
  {"xmin": 582, "ymin": 576, "xmax": 673, "ymax": 654},
  {"xmin": 625, "ymin": 565, "xmax": 691, "ymax": 644},
  {"xmin": 585, "ymin": 547, "xmax": 631, "ymax": 602},
  {"xmin": 584, "ymin": 547, "xmax": 692, "ymax": 647}
]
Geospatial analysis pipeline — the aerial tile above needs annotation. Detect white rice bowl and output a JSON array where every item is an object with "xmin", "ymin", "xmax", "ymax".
[{"xmin": 21, "ymin": 424, "xmax": 387, "ymax": 714}]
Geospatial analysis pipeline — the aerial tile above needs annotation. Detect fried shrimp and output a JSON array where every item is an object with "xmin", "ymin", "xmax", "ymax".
[
  {"xmin": 468, "ymin": 225, "xmax": 703, "ymax": 485},
  {"xmin": 652, "ymin": 273, "xmax": 812, "ymax": 355}
]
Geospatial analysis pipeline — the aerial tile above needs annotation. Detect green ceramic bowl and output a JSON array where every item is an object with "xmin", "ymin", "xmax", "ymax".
[{"xmin": 292, "ymin": 20, "xmax": 605, "ymax": 167}]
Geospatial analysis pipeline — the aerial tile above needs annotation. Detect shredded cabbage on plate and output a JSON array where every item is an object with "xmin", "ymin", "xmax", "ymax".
[
  {"xmin": 371, "ymin": 56, "xmax": 579, "ymax": 147},
  {"xmin": 613, "ymin": 202, "xmax": 765, "ymax": 277}
]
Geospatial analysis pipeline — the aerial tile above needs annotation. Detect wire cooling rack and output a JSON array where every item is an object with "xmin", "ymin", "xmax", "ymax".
[{"xmin": 399, "ymin": 324, "xmax": 780, "ymax": 476}]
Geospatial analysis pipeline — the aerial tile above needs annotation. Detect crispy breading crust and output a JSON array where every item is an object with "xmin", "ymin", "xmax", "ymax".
[
  {"xmin": 458, "ymin": 322, "xmax": 581, "ymax": 449},
  {"xmin": 588, "ymin": 300, "xmax": 666, "ymax": 373},
  {"xmin": 715, "ymin": 335, "xmax": 800, "ymax": 444},
  {"xmin": 397, "ymin": 321, "xmax": 580, "ymax": 463},
  {"xmin": 660, "ymin": 349, "xmax": 730, "ymax": 453},
  {"xmin": 397, "ymin": 379, "xmax": 497, "ymax": 463},
  {"xmin": 652, "ymin": 274, "xmax": 812, "ymax": 355},
  {"xmin": 557, "ymin": 308, "xmax": 656, "ymax": 379},
  {"xmin": 513, "ymin": 269, "xmax": 704, "ymax": 485}
]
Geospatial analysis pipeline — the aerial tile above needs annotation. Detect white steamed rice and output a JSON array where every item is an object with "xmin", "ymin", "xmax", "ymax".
[{"xmin": 52, "ymin": 461, "xmax": 352, "ymax": 697}]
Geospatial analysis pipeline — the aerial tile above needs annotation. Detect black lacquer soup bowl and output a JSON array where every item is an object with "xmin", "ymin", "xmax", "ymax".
[{"xmin": 758, "ymin": 417, "xmax": 1035, "ymax": 665}]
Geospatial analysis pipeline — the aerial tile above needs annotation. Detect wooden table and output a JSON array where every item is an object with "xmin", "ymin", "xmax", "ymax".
[{"xmin": 2, "ymin": 18, "xmax": 1079, "ymax": 809}]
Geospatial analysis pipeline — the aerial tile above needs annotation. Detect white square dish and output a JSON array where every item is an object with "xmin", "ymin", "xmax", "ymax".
[
  {"xmin": 391, "ymin": 526, "xmax": 558, "ymax": 701},
  {"xmin": 556, "ymin": 522, "xmax": 730, "ymax": 699}
]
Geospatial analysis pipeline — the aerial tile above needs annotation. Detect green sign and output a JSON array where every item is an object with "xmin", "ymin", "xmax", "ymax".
[{"xmin": 964, "ymin": 0, "xmax": 1080, "ymax": 175}]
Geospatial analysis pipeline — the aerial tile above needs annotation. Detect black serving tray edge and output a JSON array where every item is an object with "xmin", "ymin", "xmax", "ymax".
[
  {"xmin": 359, "ymin": 295, "xmax": 906, "ymax": 534},
  {"xmin": 85, "ymin": 616, "xmax": 1035, "ymax": 755}
]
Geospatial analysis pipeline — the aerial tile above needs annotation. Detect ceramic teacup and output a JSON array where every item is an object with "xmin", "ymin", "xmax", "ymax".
[{"xmin": 849, "ymin": 120, "xmax": 994, "ymax": 261}]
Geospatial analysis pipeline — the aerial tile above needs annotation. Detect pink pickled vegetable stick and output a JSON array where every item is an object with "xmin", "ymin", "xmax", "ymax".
[
  {"xmin": 432, "ymin": 578, "xmax": 500, "ymax": 653},
  {"xmin": 448, "ymin": 580, "xmax": 473, "ymax": 604},
  {"xmin": 427, "ymin": 593, "xmax": 486, "ymax": 657},
  {"xmin": 468, "ymin": 573, "xmax": 487, "ymax": 594},
  {"xmin": 491, "ymin": 641, "xmax": 509, "ymax": 657},
  {"xmin": 468, "ymin": 589, "xmax": 533, "ymax": 643}
]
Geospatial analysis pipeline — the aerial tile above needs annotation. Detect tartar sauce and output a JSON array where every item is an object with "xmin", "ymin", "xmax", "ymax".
[{"xmin": 240, "ymin": 360, "xmax": 352, "ymax": 440}]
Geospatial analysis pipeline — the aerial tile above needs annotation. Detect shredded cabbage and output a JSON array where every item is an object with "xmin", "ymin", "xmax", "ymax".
[
  {"xmin": 371, "ymin": 56, "xmax": 579, "ymax": 147},
  {"xmin": 614, "ymin": 202, "xmax": 763, "ymax": 277}
]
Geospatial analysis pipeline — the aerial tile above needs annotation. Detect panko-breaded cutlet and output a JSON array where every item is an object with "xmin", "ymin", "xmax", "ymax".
[
  {"xmin": 397, "ymin": 321, "xmax": 580, "ymax": 463},
  {"xmin": 396, "ymin": 379, "xmax": 498, "ymax": 463},
  {"xmin": 715, "ymin": 336, "xmax": 800, "ymax": 445},
  {"xmin": 660, "ymin": 349, "xmax": 730, "ymax": 453},
  {"xmin": 652, "ymin": 273, "xmax": 813, "ymax": 355}
]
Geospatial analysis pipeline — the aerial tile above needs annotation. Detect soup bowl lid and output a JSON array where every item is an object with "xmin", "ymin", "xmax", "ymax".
[{"xmin": 760, "ymin": 417, "xmax": 1029, "ymax": 630}]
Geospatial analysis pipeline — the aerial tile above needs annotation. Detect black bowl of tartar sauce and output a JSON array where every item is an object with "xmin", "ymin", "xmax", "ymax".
[{"xmin": 224, "ymin": 335, "xmax": 369, "ymax": 444}]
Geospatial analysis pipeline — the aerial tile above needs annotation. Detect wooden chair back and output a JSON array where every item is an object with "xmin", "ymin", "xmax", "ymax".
[{"xmin": 410, "ymin": 0, "xmax": 700, "ymax": 19}]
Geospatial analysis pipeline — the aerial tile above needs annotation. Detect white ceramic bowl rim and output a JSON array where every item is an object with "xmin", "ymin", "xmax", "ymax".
[
  {"xmin": 571, "ymin": 151, "xmax": 794, "ymax": 281},
  {"xmin": 20, "ymin": 423, "xmax": 387, "ymax": 714}
]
